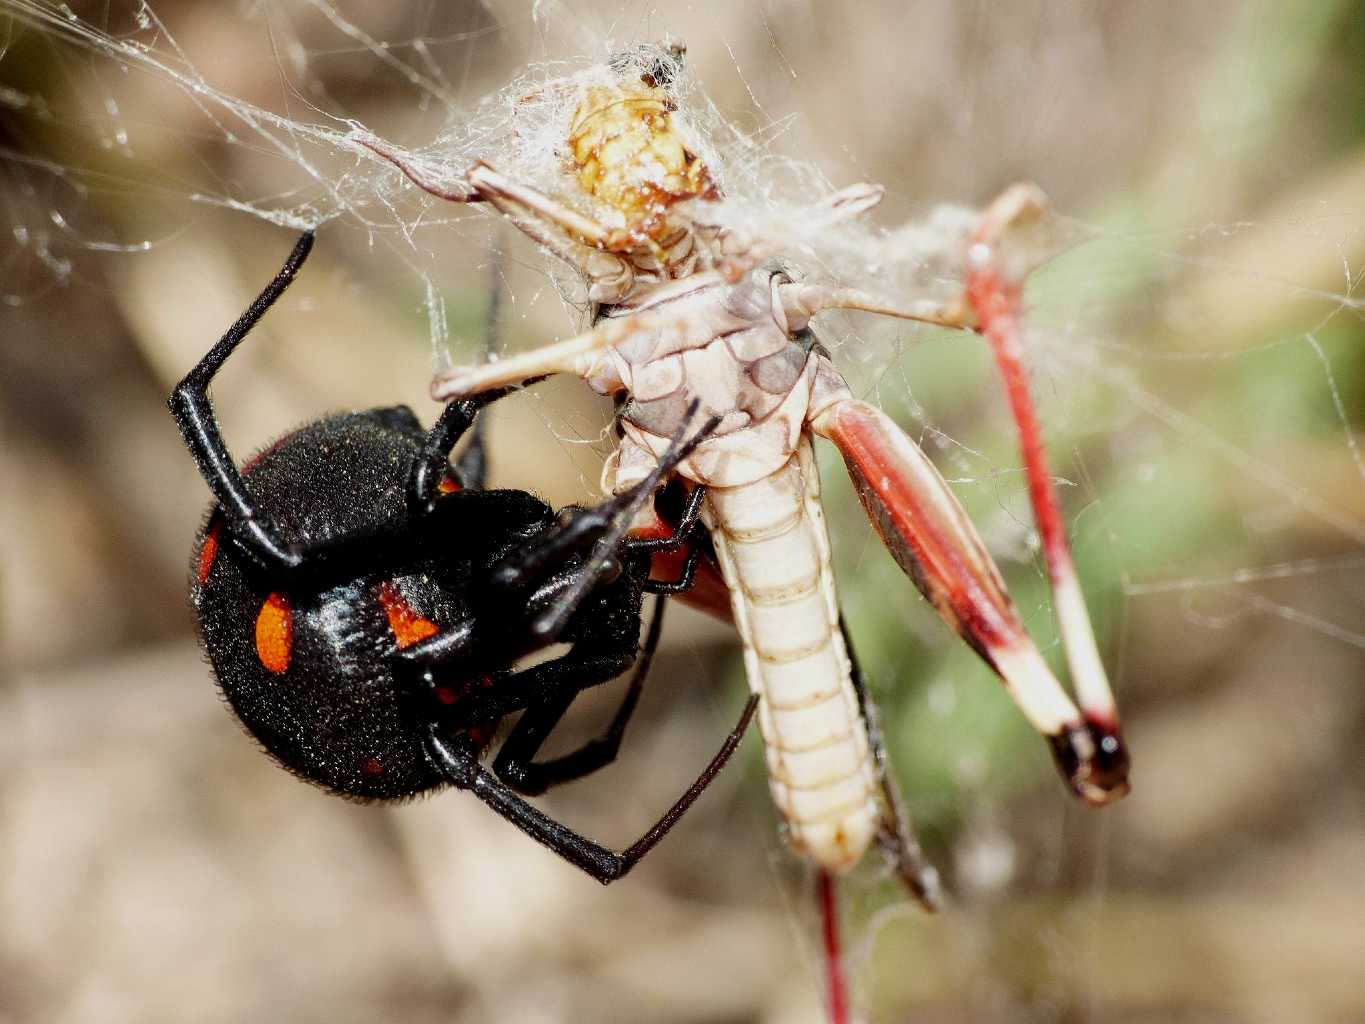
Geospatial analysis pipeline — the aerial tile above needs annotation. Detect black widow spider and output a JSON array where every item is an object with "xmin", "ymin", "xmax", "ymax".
[{"xmin": 170, "ymin": 230, "xmax": 757, "ymax": 884}]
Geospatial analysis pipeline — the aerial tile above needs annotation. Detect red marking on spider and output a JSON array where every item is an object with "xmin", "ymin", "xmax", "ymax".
[
  {"xmin": 435, "ymin": 676, "xmax": 498, "ymax": 746},
  {"xmin": 196, "ymin": 516, "xmax": 222, "ymax": 585},
  {"xmin": 628, "ymin": 522, "xmax": 675, "ymax": 542},
  {"xmin": 435, "ymin": 674, "xmax": 495, "ymax": 708},
  {"xmin": 360, "ymin": 757, "xmax": 385, "ymax": 777},
  {"xmin": 437, "ymin": 475, "xmax": 461, "ymax": 495},
  {"xmin": 467, "ymin": 721, "xmax": 497, "ymax": 747},
  {"xmin": 255, "ymin": 591, "xmax": 293, "ymax": 674},
  {"xmin": 374, "ymin": 580, "xmax": 440, "ymax": 649}
]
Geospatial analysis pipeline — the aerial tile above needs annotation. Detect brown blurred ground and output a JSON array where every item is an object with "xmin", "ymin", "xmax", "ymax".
[{"xmin": 2, "ymin": 2, "xmax": 1364, "ymax": 1022}]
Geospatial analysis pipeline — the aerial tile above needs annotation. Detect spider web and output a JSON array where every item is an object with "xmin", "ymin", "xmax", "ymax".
[{"xmin": 3, "ymin": 1, "xmax": 1364, "ymax": 1021}]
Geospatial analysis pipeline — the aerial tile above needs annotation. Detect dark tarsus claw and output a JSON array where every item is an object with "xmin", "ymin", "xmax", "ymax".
[{"xmin": 1049, "ymin": 718, "xmax": 1131, "ymax": 806}]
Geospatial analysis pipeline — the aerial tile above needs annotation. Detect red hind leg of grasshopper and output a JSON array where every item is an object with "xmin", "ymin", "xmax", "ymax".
[
  {"xmin": 963, "ymin": 196, "xmax": 1127, "ymax": 793},
  {"xmin": 818, "ymin": 870, "xmax": 851, "ymax": 1024},
  {"xmin": 810, "ymin": 394, "xmax": 1128, "ymax": 804}
]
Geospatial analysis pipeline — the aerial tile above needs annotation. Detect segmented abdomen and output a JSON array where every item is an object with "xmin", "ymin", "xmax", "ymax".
[{"xmin": 702, "ymin": 437, "xmax": 880, "ymax": 872}]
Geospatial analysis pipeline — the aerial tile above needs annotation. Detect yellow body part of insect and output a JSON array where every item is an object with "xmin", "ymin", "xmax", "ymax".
[{"xmin": 568, "ymin": 81, "xmax": 716, "ymax": 246}]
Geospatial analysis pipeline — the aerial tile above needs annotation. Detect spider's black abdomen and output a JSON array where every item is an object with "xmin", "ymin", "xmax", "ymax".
[
  {"xmin": 234, "ymin": 406, "xmax": 425, "ymax": 551},
  {"xmin": 191, "ymin": 407, "xmax": 551, "ymax": 801},
  {"xmin": 198, "ymin": 560, "xmax": 445, "ymax": 800}
]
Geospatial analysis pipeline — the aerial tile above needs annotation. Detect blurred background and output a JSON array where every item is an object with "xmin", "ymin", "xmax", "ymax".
[{"xmin": 2, "ymin": 1, "xmax": 1364, "ymax": 1021}]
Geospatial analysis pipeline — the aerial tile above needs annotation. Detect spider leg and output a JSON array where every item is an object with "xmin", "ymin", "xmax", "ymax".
[
  {"xmin": 393, "ymin": 598, "xmax": 636, "ymax": 733},
  {"xmin": 624, "ymin": 483, "xmax": 734, "ymax": 612},
  {"xmin": 840, "ymin": 618, "xmax": 942, "ymax": 912},
  {"xmin": 406, "ymin": 397, "xmax": 502, "ymax": 515},
  {"xmin": 424, "ymin": 692, "xmax": 759, "ymax": 884},
  {"xmin": 394, "ymin": 478, "xmax": 673, "ymax": 722},
  {"xmin": 508, "ymin": 476, "xmax": 705, "ymax": 585},
  {"xmin": 810, "ymin": 395, "xmax": 1128, "ymax": 805},
  {"xmin": 491, "ymin": 598, "xmax": 666, "ymax": 796},
  {"xmin": 169, "ymin": 231, "xmax": 315, "ymax": 573},
  {"xmin": 495, "ymin": 411, "xmax": 718, "ymax": 641},
  {"xmin": 621, "ymin": 482, "xmax": 707, "ymax": 555},
  {"xmin": 639, "ymin": 547, "xmax": 699, "ymax": 595},
  {"xmin": 627, "ymin": 488, "xmax": 705, "ymax": 594},
  {"xmin": 451, "ymin": 411, "xmax": 491, "ymax": 492},
  {"xmin": 452, "ymin": 648, "xmax": 641, "ymax": 735}
]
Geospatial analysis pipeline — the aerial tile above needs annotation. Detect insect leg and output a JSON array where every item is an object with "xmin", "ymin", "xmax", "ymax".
[
  {"xmin": 470, "ymin": 163, "xmax": 617, "ymax": 244},
  {"xmin": 453, "ymin": 243, "xmax": 510, "ymax": 491},
  {"xmin": 168, "ymin": 231, "xmax": 314, "ymax": 573},
  {"xmin": 779, "ymin": 281, "xmax": 974, "ymax": 331},
  {"xmin": 963, "ymin": 187, "xmax": 1122, "ymax": 747},
  {"xmin": 810, "ymin": 395, "xmax": 1128, "ymax": 805},
  {"xmin": 818, "ymin": 871, "xmax": 851, "ymax": 1024},
  {"xmin": 358, "ymin": 137, "xmax": 635, "ymax": 303},
  {"xmin": 776, "ymin": 183, "xmax": 1063, "ymax": 335},
  {"xmin": 424, "ymin": 693, "xmax": 759, "ymax": 885},
  {"xmin": 428, "ymin": 295, "xmax": 728, "ymax": 401},
  {"xmin": 352, "ymin": 136, "xmax": 481, "ymax": 202},
  {"xmin": 407, "ymin": 244, "xmax": 515, "ymax": 509},
  {"xmin": 840, "ymin": 618, "xmax": 942, "ymax": 912}
]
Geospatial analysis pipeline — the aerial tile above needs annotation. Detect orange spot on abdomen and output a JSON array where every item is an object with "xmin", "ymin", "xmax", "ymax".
[
  {"xmin": 374, "ymin": 581, "xmax": 440, "ymax": 649},
  {"xmin": 196, "ymin": 517, "xmax": 222, "ymax": 585},
  {"xmin": 255, "ymin": 592, "xmax": 294, "ymax": 673},
  {"xmin": 437, "ymin": 475, "xmax": 461, "ymax": 495}
]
